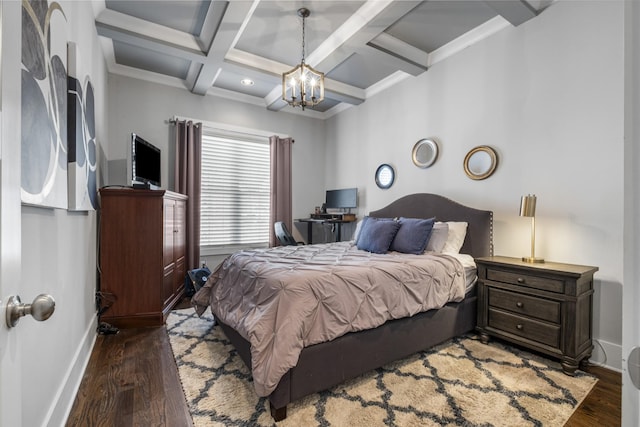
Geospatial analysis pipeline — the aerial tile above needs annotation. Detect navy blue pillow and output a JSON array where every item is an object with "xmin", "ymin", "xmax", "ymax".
[
  {"xmin": 390, "ymin": 217, "xmax": 436, "ymax": 254},
  {"xmin": 355, "ymin": 216, "xmax": 392, "ymax": 245},
  {"xmin": 356, "ymin": 217, "xmax": 400, "ymax": 254}
]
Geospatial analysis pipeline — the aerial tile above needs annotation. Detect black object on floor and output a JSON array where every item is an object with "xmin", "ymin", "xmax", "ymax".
[
  {"xmin": 185, "ymin": 266, "xmax": 211, "ymax": 297},
  {"xmin": 97, "ymin": 322, "xmax": 119, "ymax": 335}
]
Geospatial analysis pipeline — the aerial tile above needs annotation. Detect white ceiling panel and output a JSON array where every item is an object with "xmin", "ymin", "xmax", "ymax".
[
  {"xmin": 235, "ymin": 1, "xmax": 365, "ymax": 67},
  {"xmin": 385, "ymin": 1, "xmax": 499, "ymax": 53},
  {"xmin": 113, "ymin": 40, "xmax": 192, "ymax": 79},
  {"xmin": 105, "ymin": 0, "xmax": 211, "ymax": 36}
]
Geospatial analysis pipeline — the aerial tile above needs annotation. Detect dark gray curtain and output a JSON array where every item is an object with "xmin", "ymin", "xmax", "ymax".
[
  {"xmin": 174, "ymin": 120, "xmax": 202, "ymax": 270},
  {"xmin": 269, "ymin": 136, "xmax": 294, "ymax": 247}
]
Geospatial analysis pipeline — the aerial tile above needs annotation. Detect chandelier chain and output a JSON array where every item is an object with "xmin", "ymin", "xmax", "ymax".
[{"xmin": 301, "ymin": 14, "xmax": 306, "ymax": 64}]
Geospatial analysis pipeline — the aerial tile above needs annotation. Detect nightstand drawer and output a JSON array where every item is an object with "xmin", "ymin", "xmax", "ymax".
[
  {"xmin": 486, "ymin": 269, "xmax": 564, "ymax": 293},
  {"xmin": 488, "ymin": 308, "xmax": 560, "ymax": 348},
  {"xmin": 488, "ymin": 288, "xmax": 561, "ymax": 324}
]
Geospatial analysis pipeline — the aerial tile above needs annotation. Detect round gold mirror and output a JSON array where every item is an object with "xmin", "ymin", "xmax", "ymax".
[
  {"xmin": 411, "ymin": 138, "xmax": 439, "ymax": 168},
  {"xmin": 463, "ymin": 146, "xmax": 498, "ymax": 180}
]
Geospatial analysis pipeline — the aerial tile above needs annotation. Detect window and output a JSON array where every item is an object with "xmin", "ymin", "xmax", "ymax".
[{"xmin": 200, "ymin": 127, "xmax": 271, "ymax": 255}]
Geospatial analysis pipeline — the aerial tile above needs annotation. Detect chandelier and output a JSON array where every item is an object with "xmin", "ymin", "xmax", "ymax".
[{"xmin": 282, "ymin": 8, "xmax": 324, "ymax": 110}]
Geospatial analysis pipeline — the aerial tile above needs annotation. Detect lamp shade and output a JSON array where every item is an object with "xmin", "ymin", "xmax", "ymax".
[
  {"xmin": 519, "ymin": 194, "xmax": 537, "ymax": 217},
  {"xmin": 519, "ymin": 193, "xmax": 543, "ymax": 263}
]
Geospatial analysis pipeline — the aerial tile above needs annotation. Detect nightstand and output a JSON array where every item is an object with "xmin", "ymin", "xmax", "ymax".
[{"xmin": 475, "ymin": 256, "xmax": 598, "ymax": 375}]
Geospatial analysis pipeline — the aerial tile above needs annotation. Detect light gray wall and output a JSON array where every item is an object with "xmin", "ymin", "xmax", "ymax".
[
  {"xmin": 18, "ymin": 1, "xmax": 108, "ymax": 426},
  {"xmin": 326, "ymin": 0, "xmax": 623, "ymax": 370},
  {"xmin": 106, "ymin": 74, "xmax": 327, "ymax": 262}
]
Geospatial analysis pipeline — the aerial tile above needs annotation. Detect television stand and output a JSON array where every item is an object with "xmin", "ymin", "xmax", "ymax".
[{"xmin": 98, "ymin": 188, "xmax": 188, "ymax": 328}]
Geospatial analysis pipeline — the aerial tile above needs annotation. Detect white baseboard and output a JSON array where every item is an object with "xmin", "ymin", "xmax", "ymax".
[
  {"xmin": 44, "ymin": 317, "xmax": 98, "ymax": 427},
  {"xmin": 590, "ymin": 338, "xmax": 623, "ymax": 372}
]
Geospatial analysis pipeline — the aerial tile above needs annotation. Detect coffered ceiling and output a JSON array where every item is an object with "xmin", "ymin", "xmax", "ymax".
[{"xmin": 94, "ymin": 0, "xmax": 549, "ymax": 118}]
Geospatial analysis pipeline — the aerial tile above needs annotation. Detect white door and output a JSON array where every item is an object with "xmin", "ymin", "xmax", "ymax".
[
  {"xmin": 623, "ymin": 1, "xmax": 640, "ymax": 426},
  {"xmin": 0, "ymin": 1, "xmax": 24, "ymax": 425}
]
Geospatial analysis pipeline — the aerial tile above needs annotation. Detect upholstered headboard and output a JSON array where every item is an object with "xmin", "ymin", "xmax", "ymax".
[{"xmin": 368, "ymin": 193, "xmax": 493, "ymax": 258}]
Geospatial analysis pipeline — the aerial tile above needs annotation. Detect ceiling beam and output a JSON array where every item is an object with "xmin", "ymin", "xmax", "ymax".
[
  {"xmin": 95, "ymin": 9, "xmax": 204, "ymax": 60},
  {"xmin": 357, "ymin": 44, "xmax": 426, "ymax": 77},
  {"xmin": 196, "ymin": 1, "xmax": 228, "ymax": 52},
  {"xmin": 364, "ymin": 33, "xmax": 428, "ymax": 76},
  {"xmin": 483, "ymin": 0, "xmax": 538, "ymax": 26},
  {"xmin": 313, "ymin": 1, "xmax": 422, "ymax": 75},
  {"xmin": 190, "ymin": 1, "xmax": 256, "ymax": 95},
  {"xmin": 95, "ymin": 23, "xmax": 205, "ymax": 62},
  {"xmin": 426, "ymin": 15, "xmax": 511, "ymax": 67},
  {"xmin": 99, "ymin": 37, "xmax": 191, "ymax": 92}
]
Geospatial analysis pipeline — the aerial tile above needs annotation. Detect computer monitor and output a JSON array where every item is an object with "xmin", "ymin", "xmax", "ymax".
[{"xmin": 325, "ymin": 188, "xmax": 357, "ymax": 210}]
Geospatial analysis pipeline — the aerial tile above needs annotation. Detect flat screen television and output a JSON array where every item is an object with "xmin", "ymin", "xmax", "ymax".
[
  {"xmin": 131, "ymin": 133, "xmax": 161, "ymax": 188},
  {"xmin": 325, "ymin": 187, "xmax": 357, "ymax": 210}
]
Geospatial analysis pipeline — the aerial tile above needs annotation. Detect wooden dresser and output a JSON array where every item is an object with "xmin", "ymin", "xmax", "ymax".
[
  {"xmin": 475, "ymin": 256, "xmax": 598, "ymax": 375},
  {"xmin": 99, "ymin": 188, "xmax": 188, "ymax": 328}
]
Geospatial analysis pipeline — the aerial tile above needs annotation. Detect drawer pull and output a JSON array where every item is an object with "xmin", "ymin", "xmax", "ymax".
[
  {"xmin": 516, "ymin": 302, "xmax": 524, "ymax": 308},
  {"xmin": 517, "ymin": 277, "xmax": 525, "ymax": 284},
  {"xmin": 516, "ymin": 324, "xmax": 524, "ymax": 330}
]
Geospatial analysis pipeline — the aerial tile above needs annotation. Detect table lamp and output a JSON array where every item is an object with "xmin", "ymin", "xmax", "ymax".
[{"xmin": 520, "ymin": 194, "xmax": 544, "ymax": 263}]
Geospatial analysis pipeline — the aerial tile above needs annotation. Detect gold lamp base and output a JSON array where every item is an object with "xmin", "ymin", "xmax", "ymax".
[{"xmin": 522, "ymin": 256, "xmax": 545, "ymax": 263}]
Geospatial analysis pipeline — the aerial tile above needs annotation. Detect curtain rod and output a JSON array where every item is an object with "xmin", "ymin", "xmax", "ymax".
[
  {"xmin": 166, "ymin": 117, "xmax": 201, "ymax": 127},
  {"xmin": 168, "ymin": 117, "xmax": 288, "ymax": 139}
]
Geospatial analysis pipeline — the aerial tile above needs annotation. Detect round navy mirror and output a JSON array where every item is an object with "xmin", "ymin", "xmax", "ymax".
[{"xmin": 375, "ymin": 164, "xmax": 395, "ymax": 189}]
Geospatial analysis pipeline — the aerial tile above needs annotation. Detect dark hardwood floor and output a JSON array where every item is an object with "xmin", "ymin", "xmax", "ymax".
[
  {"xmin": 66, "ymin": 309, "xmax": 621, "ymax": 426},
  {"xmin": 66, "ymin": 326, "xmax": 193, "ymax": 427},
  {"xmin": 566, "ymin": 363, "xmax": 622, "ymax": 427}
]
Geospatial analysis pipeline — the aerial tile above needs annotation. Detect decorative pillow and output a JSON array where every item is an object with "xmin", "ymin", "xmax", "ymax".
[
  {"xmin": 355, "ymin": 216, "xmax": 393, "ymax": 244},
  {"xmin": 390, "ymin": 217, "xmax": 435, "ymax": 254},
  {"xmin": 354, "ymin": 216, "xmax": 369, "ymax": 245},
  {"xmin": 441, "ymin": 221, "xmax": 468, "ymax": 254},
  {"xmin": 425, "ymin": 222, "xmax": 449, "ymax": 253},
  {"xmin": 356, "ymin": 217, "xmax": 400, "ymax": 254},
  {"xmin": 352, "ymin": 219, "xmax": 364, "ymax": 241}
]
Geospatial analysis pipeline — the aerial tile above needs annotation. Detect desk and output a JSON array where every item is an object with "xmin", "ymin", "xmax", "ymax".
[{"xmin": 296, "ymin": 218, "xmax": 355, "ymax": 244}]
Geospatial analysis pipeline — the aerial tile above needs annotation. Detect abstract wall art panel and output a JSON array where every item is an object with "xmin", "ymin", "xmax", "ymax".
[
  {"xmin": 21, "ymin": 0, "xmax": 68, "ymax": 209},
  {"xmin": 67, "ymin": 42, "xmax": 97, "ymax": 211}
]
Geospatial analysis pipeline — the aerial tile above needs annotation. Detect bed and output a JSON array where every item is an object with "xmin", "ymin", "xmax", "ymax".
[{"xmin": 192, "ymin": 193, "xmax": 493, "ymax": 421}]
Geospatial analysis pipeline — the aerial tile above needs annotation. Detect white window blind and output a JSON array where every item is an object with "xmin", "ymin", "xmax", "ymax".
[{"xmin": 200, "ymin": 129, "xmax": 270, "ymax": 253}]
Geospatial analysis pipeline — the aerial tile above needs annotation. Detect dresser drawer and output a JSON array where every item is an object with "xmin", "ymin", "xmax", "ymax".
[
  {"xmin": 488, "ymin": 288, "xmax": 561, "ymax": 324},
  {"xmin": 486, "ymin": 269, "xmax": 564, "ymax": 293},
  {"xmin": 488, "ymin": 308, "xmax": 561, "ymax": 348}
]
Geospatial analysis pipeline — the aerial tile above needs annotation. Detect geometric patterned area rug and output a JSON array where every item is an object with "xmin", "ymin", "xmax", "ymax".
[{"xmin": 167, "ymin": 309, "xmax": 597, "ymax": 427}]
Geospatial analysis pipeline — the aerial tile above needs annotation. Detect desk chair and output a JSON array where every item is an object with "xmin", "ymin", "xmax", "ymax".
[{"xmin": 274, "ymin": 221, "xmax": 304, "ymax": 246}]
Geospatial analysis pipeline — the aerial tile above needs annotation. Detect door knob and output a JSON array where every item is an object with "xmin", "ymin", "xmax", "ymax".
[{"xmin": 6, "ymin": 294, "xmax": 56, "ymax": 328}]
